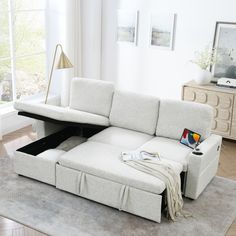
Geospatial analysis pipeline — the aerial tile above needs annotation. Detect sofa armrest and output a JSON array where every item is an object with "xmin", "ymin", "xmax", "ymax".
[
  {"xmin": 34, "ymin": 94, "xmax": 61, "ymax": 106},
  {"xmin": 184, "ymin": 134, "xmax": 222, "ymax": 199},
  {"xmin": 45, "ymin": 95, "xmax": 61, "ymax": 106}
]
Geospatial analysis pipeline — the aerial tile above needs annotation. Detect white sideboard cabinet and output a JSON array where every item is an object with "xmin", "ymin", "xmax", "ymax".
[{"xmin": 182, "ymin": 81, "xmax": 236, "ymax": 140}]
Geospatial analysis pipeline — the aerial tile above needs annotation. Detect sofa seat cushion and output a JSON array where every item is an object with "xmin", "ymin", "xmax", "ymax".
[
  {"xmin": 63, "ymin": 108, "xmax": 109, "ymax": 126},
  {"xmin": 14, "ymin": 101, "xmax": 64, "ymax": 119},
  {"xmin": 37, "ymin": 149, "xmax": 66, "ymax": 161},
  {"xmin": 88, "ymin": 127, "xmax": 153, "ymax": 150},
  {"xmin": 156, "ymin": 99, "xmax": 213, "ymax": 141},
  {"xmin": 14, "ymin": 101, "xmax": 109, "ymax": 126},
  {"xmin": 70, "ymin": 77, "xmax": 114, "ymax": 117},
  {"xmin": 109, "ymin": 90, "xmax": 160, "ymax": 135},
  {"xmin": 138, "ymin": 137, "xmax": 192, "ymax": 171},
  {"xmin": 58, "ymin": 141, "xmax": 183, "ymax": 194}
]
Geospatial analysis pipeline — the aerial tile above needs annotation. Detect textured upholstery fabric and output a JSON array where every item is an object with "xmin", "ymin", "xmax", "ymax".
[
  {"xmin": 33, "ymin": 121, "xmax": 65, "ymax": 139},
  {"xmin": 56, "ymin": 136, "xmax": 87, "ymax": 151},
  {"xmin": 185, "ymin": 134, "xmax": 222, "ymax": 199},
  {"xmin": 14, "ymin": 151, "xmax": 58, "ymax": 185},
  {"xmin": 63, "ymin": 108, "xmax": 109, "ymax": 126},
  {"xmin": 109, "ymin": 90, "xmax": 160, "ymax": 135},
  {"xmin": 88, "ymin": 127, "xmax": 153, "ymax": 150},
  {"xmin": 14, "ymin": 82, "xmax": 222, "ymax": 204},
  {"xmin": 156, "ymin": 99, "xmax": 213, "ymax": 140},
  {"xmin": 138, "ymin": 137, "xmax": 191, "ymax": 171},
  {"xmin": 14, "ymin": 101, "xmax": 64, "ymax": 120},
  {"xmin": 56, "ymin": 165, "xmax": 163, "ymax": 222},
  {"xmin": 70, "ymin": 77, "xmax": 114, "ymax": 117},
  {"xmin": 14, "ymin": 101, "xmax": 109, "ymax": 126},
  {"xmin": 59, "ymin": 141, "xmax": 169, "ymax": 194},
  {"xmin": 37, "ymin": 149, "xmax": 66, "ymax": 161}
]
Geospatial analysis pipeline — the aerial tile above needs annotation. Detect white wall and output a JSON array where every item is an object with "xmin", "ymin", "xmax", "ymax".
[{"xmin": 101, "ymin": 0, "xmax": 236, "ymax": 99}]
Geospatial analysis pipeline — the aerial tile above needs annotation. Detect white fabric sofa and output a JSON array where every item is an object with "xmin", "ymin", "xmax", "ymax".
[{"xmin": 13, "ymin": 77, "xmax": 222, "ymax": 222}]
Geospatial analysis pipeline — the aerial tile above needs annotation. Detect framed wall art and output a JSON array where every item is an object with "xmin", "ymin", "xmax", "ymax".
[
  {"xmin": 117, "ymin": 10, "xmax": 139, "ymax": 45},
  {"xmin": 211, "ymin": 21, "xmax": 236, "ymax": 81},
  {"xmin": 150, "ymin": 13, "xmax": 176, "ymax": 50}
]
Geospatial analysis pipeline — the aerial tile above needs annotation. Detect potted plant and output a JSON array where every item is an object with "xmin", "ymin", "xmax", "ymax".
[{"xmin": 191, "ymin": 47, "xmax": 218, "ymax": 85}]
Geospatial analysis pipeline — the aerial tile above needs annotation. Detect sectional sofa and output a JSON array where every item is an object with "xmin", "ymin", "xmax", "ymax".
[{"xmin": 13, "ymin": 78, "xmax": 222, "ymax": 222}]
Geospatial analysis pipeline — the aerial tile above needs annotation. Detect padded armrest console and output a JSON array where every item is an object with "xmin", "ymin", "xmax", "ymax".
[{"xmin": 184, "ymin": 134, "xmax": 222, "ymax": 199}]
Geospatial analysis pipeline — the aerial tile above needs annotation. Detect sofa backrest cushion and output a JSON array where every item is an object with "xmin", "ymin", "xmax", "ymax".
[
  {"xmin": 156, "ymin": 99, "xmax": 213, "ymax": 141},
  {"xmin": 70, "ymin": 77, "xmax": 114, "ymax": 117},
  {"xmin": 109, "ymin": 90, "xmax": 160, "ymax": 135}
]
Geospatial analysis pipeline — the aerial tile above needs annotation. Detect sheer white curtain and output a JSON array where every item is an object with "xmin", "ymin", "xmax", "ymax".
[
  {"xmin": 48, "ymin": 0, "xmax": 102, "ymax": 107},
  {"xmin": 61, "ymin": 0, "xmax": 83, "ymax": 106},
  {"xmin": 47, "ymin": 0, "xmax": 82, "ymax": 107},
  {"xmin": 80, "ymin": 0, "xmax": 102, "ymax": 80}
]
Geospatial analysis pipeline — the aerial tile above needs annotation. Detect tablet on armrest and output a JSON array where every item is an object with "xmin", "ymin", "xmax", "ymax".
[{"xmin": 180, "ymin": 128, "xmax": 201, "ymax": 149}]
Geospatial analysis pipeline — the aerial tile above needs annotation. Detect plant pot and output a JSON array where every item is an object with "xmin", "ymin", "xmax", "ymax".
[{"xmin": 193, "ymin": 65, "xmax": 213, "ymax": 85}]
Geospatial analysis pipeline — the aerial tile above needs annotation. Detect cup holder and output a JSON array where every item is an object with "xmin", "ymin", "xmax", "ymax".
[{"xmin": 192, "ymin": 151, "xmax": 203, "ymax": 156}]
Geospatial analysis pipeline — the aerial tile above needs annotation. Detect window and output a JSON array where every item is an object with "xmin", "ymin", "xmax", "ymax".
[{"xmin": 0, "ymin": 0, "xmax": 47, "ymax": 106}]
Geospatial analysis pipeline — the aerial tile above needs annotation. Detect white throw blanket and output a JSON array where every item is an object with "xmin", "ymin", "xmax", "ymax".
[
  {"xmin": 121, "ymin": 150, "xmax": 160, "ymax": 161},
  {"xmin": 121, "ymin": 151, "xmax": 188, "ymax": 221}
]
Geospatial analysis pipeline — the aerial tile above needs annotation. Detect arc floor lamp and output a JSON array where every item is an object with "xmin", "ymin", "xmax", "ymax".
[{"xmin": 45, "ymin": 44, "xmax": 73, "ymax": 104}]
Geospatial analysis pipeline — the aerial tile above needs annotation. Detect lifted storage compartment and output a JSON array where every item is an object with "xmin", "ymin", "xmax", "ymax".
[{"xmin": 13, "ymin": 126, "xmax": 104, "ymax": 185}]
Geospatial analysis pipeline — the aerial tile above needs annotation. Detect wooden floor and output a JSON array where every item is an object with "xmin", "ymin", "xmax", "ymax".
[
  {"xmin": 0, "ymin": 217, "xmax": 46, "ymax": 236},
  {"xmin": 0, "ymin": 126, "xmax": 236, "ymax": 236}
]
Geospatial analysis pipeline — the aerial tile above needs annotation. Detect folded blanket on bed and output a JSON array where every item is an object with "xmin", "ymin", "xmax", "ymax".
[{"xmin": 121, "ymin": 151, "xmax": 188, "ymax": 221}]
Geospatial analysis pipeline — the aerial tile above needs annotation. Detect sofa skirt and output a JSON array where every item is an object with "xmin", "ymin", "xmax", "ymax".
[{"xmin": 56, "ymin": 164, "xmax": 163, "ymax": 222}]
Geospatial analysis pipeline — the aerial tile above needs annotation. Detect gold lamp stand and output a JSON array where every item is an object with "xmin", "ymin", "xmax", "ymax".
[{"xmin": 45, "ymin": 44, "xmax": 73, "ymax": 104}]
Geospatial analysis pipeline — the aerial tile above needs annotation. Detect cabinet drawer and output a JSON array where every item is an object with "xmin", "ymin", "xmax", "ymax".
[
  {"xmin": 217, "ymin": 109, "xmax": 231, "ymax": 121},
  {"xmin": 183, "ymin": 87, "xmax": 196, "ymax": 101},
  {"xmin": 183, "ymin": 87, "xmax": 234, "ymax": 109},
  {"xmin": 212, "ymin": 120, "xmax": 230, "ymax": 134},
  {"xmin": 232, "ymin": 95, "xmax": 236, "ymax": 122},
  {"xmin": 231, "ymin": 124, "xmax": 236, "ymax": 137},
  {"xmin": 230, "ymin": 95, "xmax": 236, "ymax": 138},
  {"xmin": 183, "ymin": 86, "xmax": 233, "ymax": 136}
]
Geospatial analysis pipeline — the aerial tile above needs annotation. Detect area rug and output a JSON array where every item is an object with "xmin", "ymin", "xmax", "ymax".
[{"xmin": 0, "ymin": 158, "xmax": 236, "ymax": 236}]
